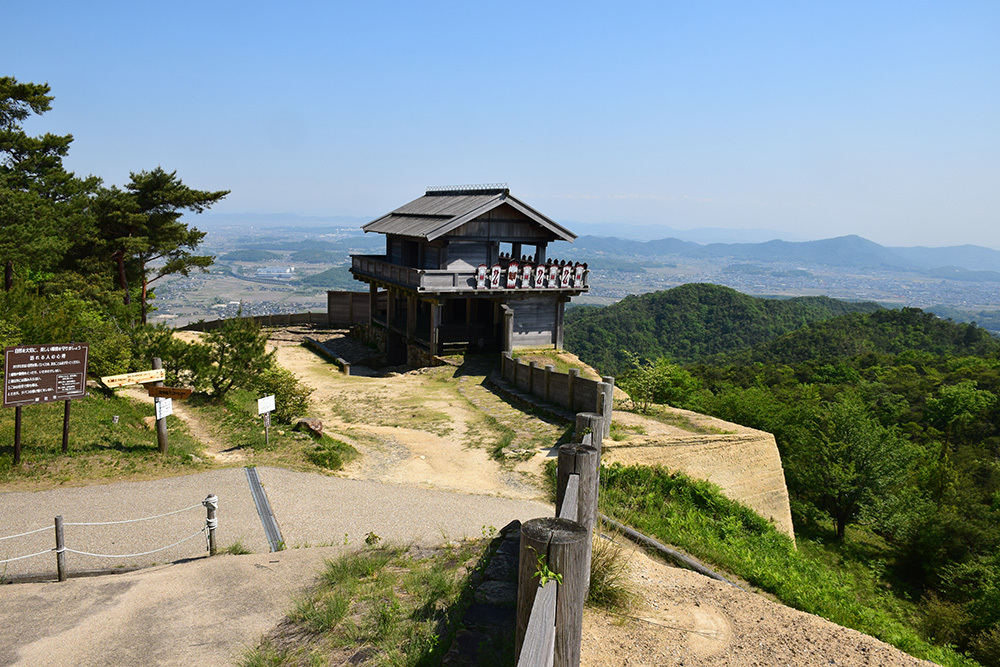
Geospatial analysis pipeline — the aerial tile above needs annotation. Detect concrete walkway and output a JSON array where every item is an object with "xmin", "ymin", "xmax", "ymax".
[{"xmin": 0, "ymin": 468, "xmax": 551, "ymax": 666}]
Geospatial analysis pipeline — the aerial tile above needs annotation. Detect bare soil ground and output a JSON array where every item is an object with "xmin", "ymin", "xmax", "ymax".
[{"xmin": 267, "ymin": 329, "xmax": 564, "ymax": 500}]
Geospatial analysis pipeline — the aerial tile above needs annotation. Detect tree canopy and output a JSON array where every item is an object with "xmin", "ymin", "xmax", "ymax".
[{"xmin": 93, "ymin": 167, "xmax": 228, "ymax": 323}]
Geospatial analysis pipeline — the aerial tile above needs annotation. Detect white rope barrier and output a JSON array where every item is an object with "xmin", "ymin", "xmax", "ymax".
[
  {"xmin": 0, "ymin": 496, "xmax": 218, "ymax": 577},
  {"xmin": 63, "ymin": 527, "xmax": 207, "ymax": 559},
  {"xmin": 64, "ymin": 502, "xmax": 203, "ymax": 526},
  {"xmin": 0, "ymin": 549, "xmax": 54, "ymax": 565},
  {"xmin": 0, "ymin": 526, "xmax": 51, "ymax": 542}
]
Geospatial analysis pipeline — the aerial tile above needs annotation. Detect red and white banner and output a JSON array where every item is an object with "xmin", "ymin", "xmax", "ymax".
[
  {"xmin": 560, "ymin": 264, "xmax": 572, "ymax": 288},
  {"xmin": 506, "ymin": 261, "xmax": 519, "ymax": 289},
  {"xmin": 490, "ymin": 264, "xmax": 503, "ymax": 289},
  {"xmin": 476, "ymin": 264, "xmax": 487, "ymax": 289}
]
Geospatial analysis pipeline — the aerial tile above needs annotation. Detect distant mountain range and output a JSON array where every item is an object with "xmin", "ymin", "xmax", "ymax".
[
  {"xmin": 569, "ymin": 234, "xmax": 1000, "ymax": 277},
  {"xmin": 197, "ymin": 212, "xmax": 1000, "ymax": 278}
]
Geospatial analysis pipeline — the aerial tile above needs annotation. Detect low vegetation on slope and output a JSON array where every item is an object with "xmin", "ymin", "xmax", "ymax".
[
  {"xmin": 566, "ymin": 284, "xmax": 1000, "ymax": 665},
  {"xmin": 596, "ymin": 464, "xmax": 979, "ymax": 667},
  {"xmin": 240, "ymin": 541, "xmax": 500, "ymax": 667}
]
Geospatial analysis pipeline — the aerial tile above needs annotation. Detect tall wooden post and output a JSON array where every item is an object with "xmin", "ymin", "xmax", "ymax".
[
  {"xmin": 502, "ymin": 305, "xmax": 514, "ymax": 355},
  {"xmin": 55, "ymin": 515, "xmax": 66, "ymax": 582},
  {"xmin": 152, "ymin": 358, "xmax": 168, "ymax": 454},
  {"xmin": 13, "ymin": 406, "xmax": 21, "ymax": 465},
  {"xmin": 555, "ymin": 298, "xmax": 566, "ymax": 350},
  {"xmin": 62, "ymin": 400, "xmax": 71, "ymax": 454},
  {"xmin": 429, "ymin": 301, "xmax": 441, "ymax": 357}
]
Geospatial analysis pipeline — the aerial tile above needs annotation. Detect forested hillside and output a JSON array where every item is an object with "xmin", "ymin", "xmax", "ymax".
[
  {"xmin": 564, "ymin": 283, "xmax": 881, "ymax": 372},
  {"xmin": 565, "ymin": 285, "xmax": 1000, "ymax": 665}
]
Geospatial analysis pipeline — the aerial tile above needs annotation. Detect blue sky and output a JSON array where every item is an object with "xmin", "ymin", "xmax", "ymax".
[{"xmin": 5, "ymin": 1, "xmax": 999, "ymax": 247}]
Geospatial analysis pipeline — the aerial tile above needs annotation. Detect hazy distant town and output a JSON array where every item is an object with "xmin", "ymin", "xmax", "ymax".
[{"xmin": 151, "ymin": 219, "xmax": 1000, "ymax": 334}]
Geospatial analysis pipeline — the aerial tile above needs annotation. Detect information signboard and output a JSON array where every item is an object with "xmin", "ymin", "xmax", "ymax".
[
  {"xmin": 155, "ymin": 397, "xmax": 173, "ymax": 420},
  {"xmin": 258, "ymin": 394, "xmax": 275, "ymax": 415},
  {"xmin": 3, "ymin": 343, "xmax": 89, "ymax": 407}
]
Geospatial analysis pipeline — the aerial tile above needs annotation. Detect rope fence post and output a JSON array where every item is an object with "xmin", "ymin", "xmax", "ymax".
[
  {"xmin": 204, "ymin": 494, "xmax": 218, "ymax": 555},
  {"xmin": 55, "ymin": 515, "xmax": 66, "ymax": 582}
]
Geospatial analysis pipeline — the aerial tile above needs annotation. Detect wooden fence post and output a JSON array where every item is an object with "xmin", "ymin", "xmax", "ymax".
[
  {"xmin": 204, "ymin": 494, "xmax": 218, "ymax": 555},
  {"xmin": 600, "ymin": 378, "xmax": 614, "ymax": 438},
  {"xmin": 55, "ymin": 515, "xmax": 66, "ymax": 582},
  {"xmin": 567, "ymin": 368, "xmax": 579, "ymax": 410},
  {"xmin": 575, "ymin": 412, "xmax": 604, "ymax": 454},
  {"xmin": 557, "ymin": 444, "xmax": 600, "ymax": 592},
  {"xmin": 516, "ymin": 517, "xmax": 589, "ymax": 667},
  {"xmin": 545, "ymin": 364, "xmax": 554, "ymax": 402}
]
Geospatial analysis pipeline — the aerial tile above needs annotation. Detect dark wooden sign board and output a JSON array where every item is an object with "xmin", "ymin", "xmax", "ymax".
[
  {"xmin": 146, "ymin": 386, "xmax": 193, "ymax": 399},
  {"xmin": 3, "ymin": 343, "xmax": 89, "ymax": 407},
  {"xmin": 3, "ymin": 343, "xmax": 90, "ymax": 464}
]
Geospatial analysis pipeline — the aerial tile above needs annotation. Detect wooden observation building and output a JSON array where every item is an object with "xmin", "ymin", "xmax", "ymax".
[{"xmin": 350, "ymin": 184, "xmax": 589, "ymax": 365}]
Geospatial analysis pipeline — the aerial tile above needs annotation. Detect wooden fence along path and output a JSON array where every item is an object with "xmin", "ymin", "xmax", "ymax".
[{"xmin": 516, "ymin": 412, "xmax": 606, "ymax": 667}]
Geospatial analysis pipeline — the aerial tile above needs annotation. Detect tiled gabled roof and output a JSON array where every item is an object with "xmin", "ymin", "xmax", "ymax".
[{"xmin": 362, "ymin": 186, "xmax": 576, "ymax": 242}]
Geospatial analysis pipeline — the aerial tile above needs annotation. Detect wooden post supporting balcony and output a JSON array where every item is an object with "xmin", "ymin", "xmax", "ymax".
[
  {"xmin": 429, "ymin": 301, "xmax": 441, "ymax": 357},
  {"xmin": 406, "ymin": 295, "xmax": 417, "ymax": 339}
]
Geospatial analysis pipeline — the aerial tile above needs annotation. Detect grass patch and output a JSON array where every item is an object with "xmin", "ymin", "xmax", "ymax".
[
  {"xmin": 241, "ymin": 541, "xmax": 488, "ymax": 667},
  {"xmin": 322, "ymin": 376, "xmax": 454, "ymax": 437},
  {"xmin": 608, "ymin": 421, "xmax": 646, "ymax": 441},
  {"xmin": 305, "ymin": 436, "xmax": 359, "ymax": 471},
  {"xmin": 0, "ymin": 392, "xmax": 208, "ymax": 489},
  {"xmin": 223, "ymin": 539, "xmax": 253, "ymax": 555},
  {"xmin": 479, "ymin": 414, "xmax": 517, "ymax": 463},
  {"xmin": 631, "ymin": 405, "xmax": 735, "ymax": 435},
  {"xmin": 510, "ymin": 348, "xmax": 591, "ymax": 376},
  {"xmin": 588, "ymin": 519, "xmax": 638, "ymax": 611},
  {"xmin": 595, "ymin": 463, "xmax": 981, "ymax": 667},
  {"xmin": 190, "ymin": 389, "xmax": 358, "ymax": 473}
]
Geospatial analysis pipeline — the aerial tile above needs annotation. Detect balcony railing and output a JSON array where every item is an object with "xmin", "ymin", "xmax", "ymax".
[{"xmin": 350, "ymin": 255, "xmax": 588, "ymax": 294}]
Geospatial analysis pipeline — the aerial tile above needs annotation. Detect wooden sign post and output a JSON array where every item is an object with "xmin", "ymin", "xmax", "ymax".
[
  {"xmin": 151, "ymin": 358, "xmax": 168, "ymax": 453},
  {"xmin": 258, "ymin": 394, "xmax": 275, "ymax": 447}
]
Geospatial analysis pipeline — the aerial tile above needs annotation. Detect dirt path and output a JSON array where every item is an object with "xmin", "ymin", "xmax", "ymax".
[
  {"xmin": 269, "ymin": 334, "xmax": 561, "ymax": 501},
  {"xmin": 119, "ymin": 385, "xmax": 248, "ymax": 465}
]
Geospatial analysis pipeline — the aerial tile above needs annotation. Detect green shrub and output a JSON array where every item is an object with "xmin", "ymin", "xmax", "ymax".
[{"xmin": 250, "ymin": 365, "xmax": 313, "ymax": 424}]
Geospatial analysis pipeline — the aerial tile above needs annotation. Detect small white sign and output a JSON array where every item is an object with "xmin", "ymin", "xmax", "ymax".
[
  {"xmin": 258, "ymin": 395, "xmax": 275, "ymax": 415},
  {"xmin": 155, "ymin": 397, "xmax": 173, "ymax": 420}
]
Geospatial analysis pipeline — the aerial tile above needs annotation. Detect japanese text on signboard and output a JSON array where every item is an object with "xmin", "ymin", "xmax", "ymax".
[{"xmin": 3, "ymin": 344, "xmax": 89, "ymax": 407}]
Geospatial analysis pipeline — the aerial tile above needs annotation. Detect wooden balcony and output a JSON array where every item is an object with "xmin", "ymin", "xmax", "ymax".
[{"xmin": 350, "ymin": 255, "xmax": 588, "ymax": 295}]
